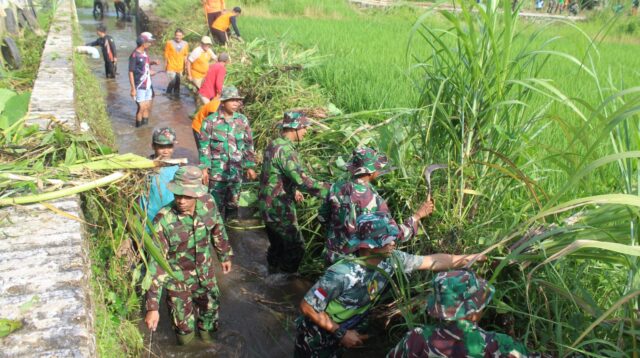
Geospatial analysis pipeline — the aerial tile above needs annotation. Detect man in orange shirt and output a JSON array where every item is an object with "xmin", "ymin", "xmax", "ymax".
[
  {"xmin": 186, "ymin": 36, "xmax": 217, "ymax": 89},
  {"xmin": 164, "ymin": 29, "xmax": 189, "ymax": 96},
  {"xmin": 202, "ymin": 0, "xmax": 225, "ymax": 36},
  {"xmin": 211, "ymin": 7, "xmax": 242, "ymax": 45},
  {"xmin": 191, "ymin": 98, "xmax": 220, "ymax": 150}
]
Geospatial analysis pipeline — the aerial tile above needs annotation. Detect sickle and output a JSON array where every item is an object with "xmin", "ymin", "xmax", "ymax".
[{"xmin": 423, "ymin": 164, "xmax": 447, "ymax": 198}]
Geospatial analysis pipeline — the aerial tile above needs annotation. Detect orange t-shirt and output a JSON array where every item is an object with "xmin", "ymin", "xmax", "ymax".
[
  {"xmin": 192, "ymin": 99, "xmax": 221, "ymax": 133},
  {"xmin": 204, "ymin": 0, "xmax": 224, "ymax": 14},
  {"xmin": 212, "ymin": 12, "xmax": 233, "ymax": 31},
  {"xmin": 188, "ymin": 47, "xmax": 215, "ymax": 79},
  {"xmin": 164, "ymin": 40, "xmax": 189, "ymax": 73}
]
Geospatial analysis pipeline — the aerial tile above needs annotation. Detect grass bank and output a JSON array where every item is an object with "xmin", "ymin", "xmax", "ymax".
[
  {"xmin": 72, "ymin": 32, "xmax": 115, "ymax": 146},
  {"xmin": 70, "ymin": 16, "xmax": 143, "ymax": 356},
  {"xmin": 73, "ymin": 51, "xmax": 115, "ymax": 146}
]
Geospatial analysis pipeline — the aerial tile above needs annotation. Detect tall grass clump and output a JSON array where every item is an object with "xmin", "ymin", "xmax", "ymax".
[{"xmin": 355, "ymin": 1, "xmax": 640, "ymax": 355}]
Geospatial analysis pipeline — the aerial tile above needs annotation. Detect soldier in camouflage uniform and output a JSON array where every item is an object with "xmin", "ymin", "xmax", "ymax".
[
  {"xmin": 319, "ymin": 147, "xmax": 434, "ymax": 264},
  {"xmin": 258, "ymin": 111, "xmax": 330, "ymax": 273},
  {"xmin": 197, "ymin": 86, "xmax": 257, "ymax": 219},
  {"xmin": 144, "ymin": 166, "xmax": 233, "ymax": 345},
  {"xmin": 295, "ymin": 212, "xmax": 485, "ymax": 357},
  {"xmin": 387, "ymin": 270, "xmax": 538, "ymax": 358}
]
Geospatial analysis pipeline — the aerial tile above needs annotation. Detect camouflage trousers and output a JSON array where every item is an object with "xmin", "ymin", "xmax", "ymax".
[
  {"xmin": 294, "ymin": 316, "xmax": 343, "ymax": 358},
  {"xmin": 265, "ymin": 221, "xmax": 304, "ymax": 273},
  {"xmin": 166, "ymin": 277, "xmax": 221, "ymax": 335},
  {"xmin": 209, "ymin": 180, "xmax": 241, "ymax": 217}
]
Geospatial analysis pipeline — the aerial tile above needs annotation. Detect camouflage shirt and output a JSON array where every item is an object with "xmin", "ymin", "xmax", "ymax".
[
  {"xmin": 387, "ymin": 320, "xmax": 534, "ymax": 358},
  {"xmin": 304, "ymin": 250, "xmax": 423, "ymax": 324},
  {"xmin": 145, "ymin": 194, "xmax": 233, "ymax": 311},
  {"xmin": 318, "ymin": 178, "xmax": 418, "ymax": 263},
  {"xmin": 258, "ymin": 137, "xmax": 329, "ymax": 223},
  {"xmin": 197, "ymin": 111, "xmax": 256, "ymax": 182}
]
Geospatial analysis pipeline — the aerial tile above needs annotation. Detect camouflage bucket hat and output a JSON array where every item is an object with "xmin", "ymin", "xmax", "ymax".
[
  {"xmin": 278, "ymin": 111, "xmax": 311, "ymax": 129},
  {"xmin": 152, "ymin": 127, "xmax": 177, "ymax": 145},
  {"xmin": 426, "ymin": 270, "xmax": 496, "ymax": 321},
  {"xmin": 347, "ymin": 212, "xmax": 399, "ymax": 250},
  {"xmin": 219, "ymin": 86, "xmax": 244, "ymax": 102},
  {"xmin": 167, "ymin": 166, "xmax": 208, "ymax": 197},
  {"xmin": 347, "ymin": 147, "xmax": 388, "ymax": 176}
]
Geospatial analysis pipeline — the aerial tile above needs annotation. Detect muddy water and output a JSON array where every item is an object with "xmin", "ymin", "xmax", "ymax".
[{"xmin": 77, "ymin": 9, "xmax": 312, "ymax": 357}]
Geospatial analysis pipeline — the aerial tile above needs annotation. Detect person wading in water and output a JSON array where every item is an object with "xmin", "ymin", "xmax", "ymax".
[
  {"xmin": 86, "ymin": 25, "xmax": 117, "ymax": 78},
  {"xmin": 145, "ymin": 166, "xmax": 233, "ymax": 346},
  {"xmin": 128, "ymin": 32, "xmax": 159, "ymax": 128}
]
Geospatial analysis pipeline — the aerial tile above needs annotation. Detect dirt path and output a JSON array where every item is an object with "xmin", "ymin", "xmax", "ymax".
[{"xmin": 350, "ymin": 0, "xmax": 587, "ymax": 21}]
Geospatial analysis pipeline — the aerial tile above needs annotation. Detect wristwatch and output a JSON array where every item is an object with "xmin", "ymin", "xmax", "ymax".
[{"xmin": 333, "ymin": 327, "xmax": 346, "ymax": 340}]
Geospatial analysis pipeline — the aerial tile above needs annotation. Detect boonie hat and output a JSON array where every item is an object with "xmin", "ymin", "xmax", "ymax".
[
  {"xmin": 152, "ymin": 127, "xmax": 177, "ymax": 145},
  {"xmin": 347, "ymin": 147, "xmax": 388, "ymax": 176},
  {"xmin": 347, "ymin": 212, "xmax": 399, "ymax": 251},
  {"xmin": 136, "ymin": 31, "xmax": 155, "ymax": 46},
  {"xmin": 201, "ymin": 36, "xmax": 213, "ymax": 45},
  {"xmin": 167, "ymin": 166, "xmax": 208, "ymax": 198},
  {"xmin": 426, "ymin": 270, "xmax": 495, "ymax": 321},
  {"xmin": 278, "ymin": 111, "xmax": 311, "ymax": 129},
  {"xmin": 219, "ymin": 86, "xmax": 244, "ymax": 102}
]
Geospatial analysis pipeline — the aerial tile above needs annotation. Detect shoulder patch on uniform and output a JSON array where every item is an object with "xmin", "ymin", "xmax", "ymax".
[{"xmin": 314, "ymin": 287, "xmax": 328, "ymax": 301}]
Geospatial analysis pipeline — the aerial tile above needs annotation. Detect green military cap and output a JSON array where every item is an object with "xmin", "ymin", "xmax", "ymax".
[
  {"xmin": 278, "ymin": 111, "xmax": 311, "ymax": 129},
  {"xmin": 152, "ymin": 127, "xmax": 177, "ymax": 145},
  {"xmin": 426, "ymin": 270, "xmax": 495, "ymax": 321},
  {"xmin": 347, "ymin": 212, "xmax": 399, "ymax": 250},
  {"xmin": 167, "ymin": 166, "xmax": 208, "ymax": 197},
  {"xmin": 219, "ymin": 86, "xmax": 244, "ymax": 102},
  {"xmin": 347, "ymin": 147, "xmax": 388, "ymax": 176}
]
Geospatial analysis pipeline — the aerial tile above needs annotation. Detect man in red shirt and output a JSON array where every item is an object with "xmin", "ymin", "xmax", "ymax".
[{"xmin": 198, "ymin": 52, "xmax": 229, "ymax": 104}]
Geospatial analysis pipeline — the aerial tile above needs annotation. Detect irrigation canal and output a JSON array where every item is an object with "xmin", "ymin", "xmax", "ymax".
[
  {"xmin": 78, "ymin": 6, "xmax": 393, "ymax": 356},
  {"xmin": 78, "ymin": 8, "xmax": 308, "ymax": 357}
]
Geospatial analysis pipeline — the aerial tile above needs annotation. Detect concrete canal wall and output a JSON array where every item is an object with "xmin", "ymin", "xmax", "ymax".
[{"xmin": 0, "ymin": 0, "xmax": 97, "ymax": 356}]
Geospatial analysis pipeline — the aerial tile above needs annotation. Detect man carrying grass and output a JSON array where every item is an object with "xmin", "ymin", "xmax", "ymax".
[
  {"xmin": 258, "ymin": 111, "xmax": 330, "ymax": 273},
  {"xmin": 197, "ymin": 86, "xmax": 257, "ymax": 219},
  {"xmin": 319, "ymin": 147, "xmax": 433, "ymax": 264},
  {"xmin": 295, "ymin": 212, "xmax": 486, "ymax": 357},
  {"xmin": 387, "ymin": 270, "xmax": 537, "ymax": 357},
  {"xmin": 140, "ymin": 127, "xmax": 180, "ymax": 225},
  {"xmin": 144, "ymin": 166, "xmax": 232, "ymax": 345}
]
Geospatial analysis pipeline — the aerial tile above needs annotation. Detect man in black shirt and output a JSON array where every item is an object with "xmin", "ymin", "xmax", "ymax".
[{"xmin": 86, "ymin": 25, "xmax": 117, "ymax": 78}]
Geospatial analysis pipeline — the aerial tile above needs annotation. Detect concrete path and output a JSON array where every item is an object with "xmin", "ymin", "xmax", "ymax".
[{"xmin": 0, "ymin": 0, "xmax": 97, "ymax": 356}]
